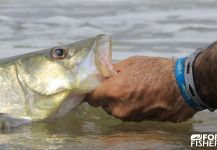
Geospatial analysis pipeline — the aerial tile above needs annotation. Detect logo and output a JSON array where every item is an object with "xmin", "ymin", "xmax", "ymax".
[{"xmin": 191, "ymin": 134, "xmax": 217, "ymax": 147}]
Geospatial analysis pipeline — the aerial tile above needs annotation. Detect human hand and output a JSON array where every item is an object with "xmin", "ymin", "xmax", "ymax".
[{"xmin": 86, "ymin": 56, "xmax": 197, "ymax": 122}]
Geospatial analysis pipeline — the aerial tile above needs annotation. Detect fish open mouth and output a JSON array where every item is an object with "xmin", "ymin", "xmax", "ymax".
[{"xmin": 94, "ymin": 34, "xmax": 116, "ymax": 77}]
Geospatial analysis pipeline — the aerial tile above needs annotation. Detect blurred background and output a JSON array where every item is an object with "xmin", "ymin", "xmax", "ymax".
[{"xmin": 0, "ymin": 0, "xmax": 217, "ymax": 149}]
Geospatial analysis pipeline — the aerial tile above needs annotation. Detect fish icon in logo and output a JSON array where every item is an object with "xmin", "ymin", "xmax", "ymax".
[{"xmin": 191, "ymin": 134, "xmax": 202, "ymax": 141}]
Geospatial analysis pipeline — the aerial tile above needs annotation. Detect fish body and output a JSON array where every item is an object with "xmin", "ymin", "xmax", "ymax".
[{"xmin": 0, "ymin": 34, "xmax": 114, "ymax": 128}]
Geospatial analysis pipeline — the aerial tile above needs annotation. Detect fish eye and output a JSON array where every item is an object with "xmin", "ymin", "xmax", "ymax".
[{"xmin": 51, "ymin": 48, "xmax": 68, "ymax": 59}]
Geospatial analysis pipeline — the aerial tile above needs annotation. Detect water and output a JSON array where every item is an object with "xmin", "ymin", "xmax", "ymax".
[{"xmin": 0, "ymin": 0, "xmax": 217, "ymax": 149}]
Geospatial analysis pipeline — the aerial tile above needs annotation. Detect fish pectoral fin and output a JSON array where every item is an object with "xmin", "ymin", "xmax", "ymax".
[{"xmin": 50, "ymin": 94, "xmax": 86, "ymax": 118}]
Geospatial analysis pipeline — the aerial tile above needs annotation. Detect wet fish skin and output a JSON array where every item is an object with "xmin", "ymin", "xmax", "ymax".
[{"xmin": 0, "ymin": 34, "xmax": 114, "ymax": 127}]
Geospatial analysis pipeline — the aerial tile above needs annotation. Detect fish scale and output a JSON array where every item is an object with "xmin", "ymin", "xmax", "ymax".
[{"xmin": 0, "ymin": 65, "xmax": 26, "ymax": 115}]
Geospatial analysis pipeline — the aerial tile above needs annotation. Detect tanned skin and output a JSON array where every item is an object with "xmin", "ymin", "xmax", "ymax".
[
  {"xmin": 194, "ymin": 42, "xmax": 217, "ymax": 108},
  {"xmin": 86, "ymin": 42, "xmax": 217, "ymax": 122}
]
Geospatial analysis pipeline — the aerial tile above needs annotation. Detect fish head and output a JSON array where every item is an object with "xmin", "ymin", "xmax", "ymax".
[
  {"xmin": 17, "ymin": 34, "xmax": 114, "ymax": 96},
  {"xmin": 13, "ymin": 34, "xmax": 114, "ymax": 120}
]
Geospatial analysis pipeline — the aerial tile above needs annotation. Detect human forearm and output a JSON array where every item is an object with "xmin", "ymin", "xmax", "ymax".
[{"xmin": 194, "ymin": 42, "xmax": 217, "ymax": 108}]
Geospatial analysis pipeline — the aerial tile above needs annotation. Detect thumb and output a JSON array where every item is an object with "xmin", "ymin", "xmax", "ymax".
[
  {"xmin": 86, "ymin": 62, "xmax": 124, "ymax": 107},
  {"xmin": 86, "ymin": 77, "xmax": 115, "ymax": 107}
]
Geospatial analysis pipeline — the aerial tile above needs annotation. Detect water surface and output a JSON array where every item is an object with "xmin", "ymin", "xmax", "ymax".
[{"xmin": 0, "ymin": 0, "xmax": 217, "ymax": 149}]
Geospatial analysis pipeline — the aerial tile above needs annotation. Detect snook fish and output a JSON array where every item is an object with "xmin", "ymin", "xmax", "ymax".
[{"xmin": 0, "ymin": 34, "xmax": 114, "ymax": 128}]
